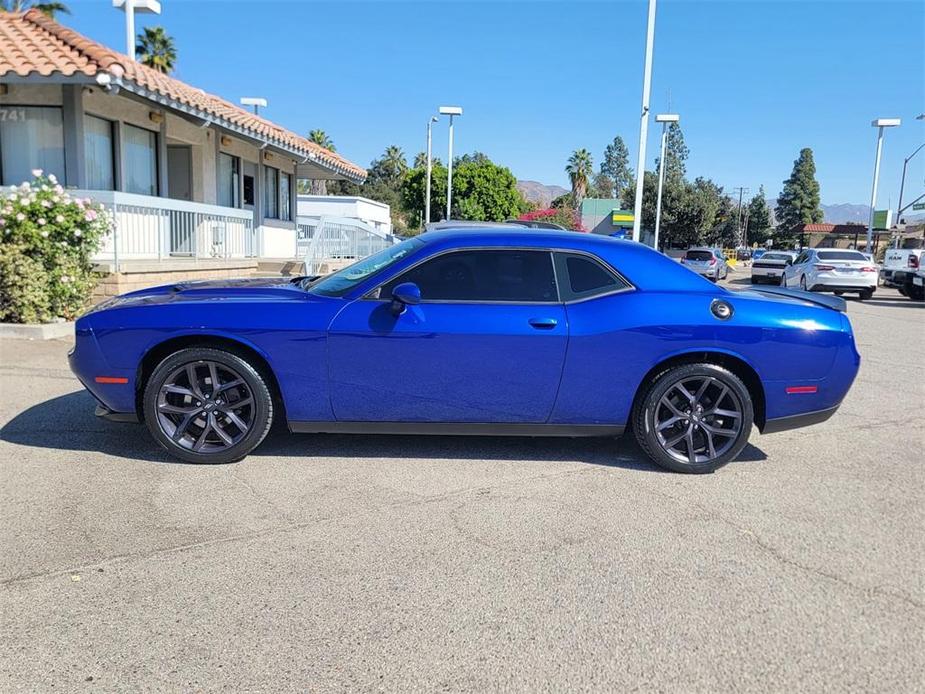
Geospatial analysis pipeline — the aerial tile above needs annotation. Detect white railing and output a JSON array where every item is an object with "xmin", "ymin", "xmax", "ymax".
[
  {"xmin": 74, "ymin": 190, "xmax": 256, "ymax": 269},
  {"xmin": 297, "ymin": 215, "xmax": 398, "ymax": 274}
]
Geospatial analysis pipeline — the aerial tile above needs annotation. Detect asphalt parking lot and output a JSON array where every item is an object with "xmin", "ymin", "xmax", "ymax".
[{"xmin": 1, "ymin": 270, "xmax": 923, "ymax": 692}]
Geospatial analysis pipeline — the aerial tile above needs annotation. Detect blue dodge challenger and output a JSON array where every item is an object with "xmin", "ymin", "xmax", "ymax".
[{"xmin": 70, "ymin": 228, "xmax": 860, "ymax": 473}]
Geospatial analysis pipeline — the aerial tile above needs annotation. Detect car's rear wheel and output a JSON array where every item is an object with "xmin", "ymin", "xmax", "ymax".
[
  {"xmin": 800, "ymin": 275, "xmax": 808, "ymax": 291},
  {"xmin": 858, "ymin": 289, "xmax": 873, "ymax": 301},
  {"xmin": 633, "ymin": 364, "xmax": 754, "ymax": 474},
  {"xmin": 143, "ymin": 347, "xmax": 273, "ymax": 464},
  {"xmin": 780, "ymin": 274, "xmax": 787, "ymax": 287}
]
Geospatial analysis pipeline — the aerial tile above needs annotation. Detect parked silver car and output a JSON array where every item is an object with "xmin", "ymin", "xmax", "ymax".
[
  {"xmin": 750, "ymin": 251, "xmax": 797, "ymax": 284},
  {"xmin": 781, "ymin": 248, "xmax": 878, "ymax": 300},
  {"xmin": 680, "ymin": 247, "xmax": 729, "ymax": 281}
]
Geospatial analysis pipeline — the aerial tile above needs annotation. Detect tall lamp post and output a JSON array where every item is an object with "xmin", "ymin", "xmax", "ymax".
[
  {"xmin": 439, "ymin": 106, "xmax": 463, "ymax": 220},
  {"xmin": 895, "ymin": 113, "xmax": 925, "ymax": 230},
  {"xmin": 632, "ymin": 0, "xmax": 658, "ymax": 243},
  {"xmin": 112, "ymin": 0, "xmax": 161, "ymax": 60},
  {"xmin": 424, "ymin": 115, "xmax": 438, "ymax": 226},
  {"xmin": 866, "ymin": 118, "xmax": 901, "ymax": 253},
  {"xmin": 653, "ymin": 113, "xmax": 679, "ymax": 251}
]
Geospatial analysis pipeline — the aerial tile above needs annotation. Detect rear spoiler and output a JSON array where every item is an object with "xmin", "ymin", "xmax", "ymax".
[{"xmin": 745, "ymin": 286, "xmax": 847, "ymax": 312}]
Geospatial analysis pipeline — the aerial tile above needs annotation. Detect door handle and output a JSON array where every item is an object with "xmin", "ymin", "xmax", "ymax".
[{"xmin": 528, "ymin": 317, "xmax": 558, "ymax": 329}]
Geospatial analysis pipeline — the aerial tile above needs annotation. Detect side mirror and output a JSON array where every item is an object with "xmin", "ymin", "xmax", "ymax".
[
  {"xmin": 786, "ymin": 259, "xmax": 793, "ymax": 265},
  {"xmin": 390, "ymin": 282, "xmax": 421, "ymax": 316}
]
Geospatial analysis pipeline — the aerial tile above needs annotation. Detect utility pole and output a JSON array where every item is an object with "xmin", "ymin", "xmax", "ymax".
[{"xmin": 732, "ymin": 186, "xmax": 749, "ymax": 247}]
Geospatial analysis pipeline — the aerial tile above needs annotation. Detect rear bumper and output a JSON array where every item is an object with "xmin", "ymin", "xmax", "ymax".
[
  {"xmin": 809, "ymin": 283, "xmax": 876, "ymax": 293},
  {"xmin": 809, "ymin": 275, "xmax": 877, "ymax": 291},
  {"xmin": 762, "ymin": 404, "xmax": 840, "ymax": 434}
]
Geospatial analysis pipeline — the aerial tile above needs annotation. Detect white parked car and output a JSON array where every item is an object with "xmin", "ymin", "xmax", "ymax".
[
  {"xmin": 781, "ymin": 248, "xmax": 878, "ymax": 300},
  {"xmin": 750, "ymin": 251, "xmax": 797, "ymax": 285},
  {"xmin": 679, "ymin": 247, "xmax": 729, "ymax": 281}
]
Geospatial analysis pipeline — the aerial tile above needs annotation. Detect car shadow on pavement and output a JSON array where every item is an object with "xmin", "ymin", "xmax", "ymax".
[{"xmin": 1, "ymin": 390, "xmax": 768, "ymax": 472}]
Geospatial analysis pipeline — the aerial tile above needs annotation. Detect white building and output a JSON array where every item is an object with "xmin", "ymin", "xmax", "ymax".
[
  {"xmin": 0, "ymin": 9, "xmax": 369, "ymax": 295},
  {"xmin": 297, "ymin": 195, "xmax": 392, "ymax": 235}
]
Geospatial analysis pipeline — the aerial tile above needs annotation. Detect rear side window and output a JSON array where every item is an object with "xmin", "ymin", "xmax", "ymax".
[
  {"xmin": 685, "ymin": 250, "xmax": 713, "ymax": 261},
  {"xmin": 554, "ymin": 252, "xmax": 629, "ymax": 301},
  {"xmin": 380, "ymin": 249, "xmax": 558, "ymax": 302}
]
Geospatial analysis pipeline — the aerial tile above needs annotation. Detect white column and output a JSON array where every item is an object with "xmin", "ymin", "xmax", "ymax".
[
  {"xmin": 866, "ymin": 126, "xmax": 884, "ymax": 253},
  {"xmin": 632, "ymin": 0, "xmax": 657, "ymax": 243},
  {"xmin": 653, "ymin": 122, "xmax": 668, "ymax": 251}
]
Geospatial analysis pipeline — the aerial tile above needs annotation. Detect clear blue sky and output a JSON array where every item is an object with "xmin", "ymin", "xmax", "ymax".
[{"xmin": 64, "ymin": 0, "xmax": 924, "ymax": 208}]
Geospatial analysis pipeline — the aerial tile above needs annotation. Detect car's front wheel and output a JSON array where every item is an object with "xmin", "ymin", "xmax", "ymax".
[
  {"xmin": 633, "ymin": 364, "xmax": 754, "ymax": 474},
  {"xmin": 143, "ymin": 347, "xmax": 274, "ymax": 464}
]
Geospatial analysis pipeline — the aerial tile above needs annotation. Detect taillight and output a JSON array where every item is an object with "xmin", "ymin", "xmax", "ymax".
[
  {"xmin": 860, "ymin": 266, "xmax": 877, "ymax": 273},
  {"xmin": 815, "ymin": 264, "xmax": 835, "ymax": 271},
  {"xmin": 709, "ymin": 257, "xmax": 717, "ymax": 265},
  {"xmin": 910, "ymin": 255, "xmax": 919, "ymax": 269}
]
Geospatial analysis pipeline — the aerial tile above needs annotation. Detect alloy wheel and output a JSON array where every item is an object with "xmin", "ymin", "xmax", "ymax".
[
  {"xmin": 155, "ymin": 360, "xmax": 255, "ymax": 453},
  {"xmin": 653, "ymin": 376, "xmax": 744, "ymax": 465}
]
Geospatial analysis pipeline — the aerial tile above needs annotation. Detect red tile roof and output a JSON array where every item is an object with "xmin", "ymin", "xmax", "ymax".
[{"xmin": 0, "ymin": 10, "xmax": 366, "ymax": 181}]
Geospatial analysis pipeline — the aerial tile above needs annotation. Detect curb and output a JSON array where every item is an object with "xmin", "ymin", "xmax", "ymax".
[{"xmin": 0, "ymin": 322, "xmax": 75, "ymax": 340}]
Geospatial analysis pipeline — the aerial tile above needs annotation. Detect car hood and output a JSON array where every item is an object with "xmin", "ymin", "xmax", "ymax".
[{"xmin": 87, "ymin": 275, "xmax": 322, "ymax": 313}]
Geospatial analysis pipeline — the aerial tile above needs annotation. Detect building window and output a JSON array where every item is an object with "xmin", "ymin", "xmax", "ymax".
[
  {"xmin": 280, "ymin": 172, "xmax": 291, "ymax": 221},
  {"xmin": 217, "ymin": 152, "xmax": 240, "ymax": 208},
  {"xmin": 264, "ymin": 165, "xmax": 279, "ymax": 219},
  {"xmin": 122, "ymin": 123, "xmax": 158, "ymax": 196},
  {"xmin": 84, "ymin": 114, "xmax": 114, "ymax": 190},
  {"xmin": 0, "ymin": 106, "xmax": 66, "ymax": 186}
]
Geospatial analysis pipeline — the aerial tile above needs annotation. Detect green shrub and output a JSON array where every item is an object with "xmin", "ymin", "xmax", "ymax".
[
  {"xmin": 0, "ymin": 171, "xmax": 110, "ymax": 323},
  {"xmin": 0, "ymin": 244, "xmax": 51, "ymax": 323}
]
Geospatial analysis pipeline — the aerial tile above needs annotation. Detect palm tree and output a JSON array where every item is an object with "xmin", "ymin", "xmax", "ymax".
[
  {"xmin": 566, "ymin": 149, "xmax": 593, "ymax": 210},
  {"xmin": 308, "ymin": 130, "xmax": 335, "ymax": 152},
  {"xmin": 136, "ymin": 26, "xmax": 176, "ymax": 74},
  {"xmin": 0, "ymin": 0, "xmax": 69, "ymax": 17},
  {"xmin": 380, "ymin": 145, "xmax": 407, "ymax": 183},
  {"xmin": 306, "ymin": 130, "xmax": 336, "ymax": 194}
]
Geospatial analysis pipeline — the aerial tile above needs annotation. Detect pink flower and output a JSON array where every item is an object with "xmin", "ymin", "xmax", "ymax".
[
  {"xmin": 31, "ymin": 168, "xmax": 43, "ymax": 177},
  {"xmin": 84, "ymin": 209, "xmax": 98, "ymax": 222},
  {"xmin": 0, "ymin": 218, "xmax": 5, "ymax": 227}
]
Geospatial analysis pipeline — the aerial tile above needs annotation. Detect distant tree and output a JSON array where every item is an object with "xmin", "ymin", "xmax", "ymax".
[
  {"xmin": 401, "ymin": 154, "xmax": 527, "ymax": 231},
  {"xmin": 745, "ymin": 185, "xmax": 773, "ymax": 245},
  {"xmin": 412, "ymin": 152, "xmax": 442, "ymax": 169},
  {"xmin": 656, "ymin": 122, "xmax": 688, "ymax": 181},
  {"xmin": 776, "ymin": 148, "xmax": 823, "ymax": 234},
  {"xmin": 551, "ymin": 192, "xmax": 574, "ymax": 209},
  {"xmin": 369, "ymin": 145, "xmax": 408, "ymax": 186},
  {"xmin": 0, "ymin": 0, "xmax": 69, "ymax": 18},
  {"xmin": 565, "ymin": 149, "xmax": 593, "ymax": 210},
  {"xmin": 454, "ymin": 151, "xmax": 491, "ymax": 166},
  {"xmin": 600, "ymin": 135, "xmax": 633, "ymax": 199},
  {"xmin": 589, "ymin": 171, "xmax": 614, "ymax": 199},
  {"xmin": 136, "ymin": 26, "xmax": 176, "ymax": 74},
  {"xmin": 306, "ymin": 130, "xmax": 335, "ymax": 194}
]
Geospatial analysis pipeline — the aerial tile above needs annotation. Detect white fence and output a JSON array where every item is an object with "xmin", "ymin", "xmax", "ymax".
[
  {"xmin": 297, "ymin": 215, "xmax": 398, "ymax": 274},
  {"xmin": 76, "ymin": 190, "xmax": 256, "ymax": 269}
]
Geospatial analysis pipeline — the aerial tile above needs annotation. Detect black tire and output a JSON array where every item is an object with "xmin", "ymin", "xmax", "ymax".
[
  {"xmin": 750, "ymin": 276, "xmax": 759, "ymax": 284},
  {"xmin": 897, "ymin": 285, "xmax": 909, "ymax": 297},
  {"xmin": 143, "ymin": 347, "xmax": 274, "ymax": 464},
  {"xmin": 632, "ymin": 363, "xmax": 754, "ymax": 474},
  {"xmin": 910, "ymin": 284, "xmax": 925, "ymax": 301},
  {"xmin": 858, "ymin": 289, "xmax": 873, "ymax": 301},
  {"xmin": 800, "ymin": 275, "xmax": 808, "ymax": 291}
]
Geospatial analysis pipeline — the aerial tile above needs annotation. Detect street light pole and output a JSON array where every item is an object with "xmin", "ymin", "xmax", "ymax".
[
  {"xmin": 866, "ymin": 118, "xmax": 901, "ymax": 253},
  {"xmin": 632, "ymin": 0, "xmax": 658, "ymax": 243},
  {"xmin": 113, "ymin": 0, "xmax": 161, "ymax": 60},
  {"xmin": 653, "ymin": 113, "xmax": 678, "ymax": 251},
  {"xmin": 425, "ymin": 116, "xmax": 437, "ymax": 226},
  {"xmin": 439, "ymin": 106, "xmax": 462, "ymax": 221}
]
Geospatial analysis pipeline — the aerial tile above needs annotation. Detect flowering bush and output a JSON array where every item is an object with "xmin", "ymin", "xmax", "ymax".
[
  {"xmin": 0, "ymin": 171, "xmax": 110, "ymax": 323},
  {"xmin": 519, "ymin": 207, "xmax": 585, "ymax": 231}
]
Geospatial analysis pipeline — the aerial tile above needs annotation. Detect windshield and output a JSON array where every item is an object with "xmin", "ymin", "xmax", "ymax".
[
  {"xmin": 817, "ymin": 250, "xmax": 867, "ymax": 261},
  {"xmin": 307, "ymin": 237, "xmax": 425, "ymax": 297}
]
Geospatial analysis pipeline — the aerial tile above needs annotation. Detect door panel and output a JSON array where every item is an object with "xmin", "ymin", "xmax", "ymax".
[{"xmin": 327, "ymin": 300, "xmax": 568, "ymax": 423}]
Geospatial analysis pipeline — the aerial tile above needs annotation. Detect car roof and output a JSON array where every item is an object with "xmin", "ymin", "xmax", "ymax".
[{"xmin": 407, "ymin": 227, "xmax": 718, "ymax": 293}]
